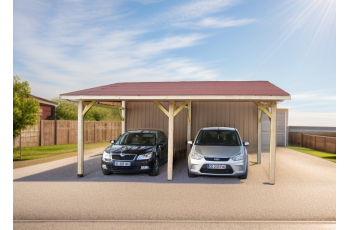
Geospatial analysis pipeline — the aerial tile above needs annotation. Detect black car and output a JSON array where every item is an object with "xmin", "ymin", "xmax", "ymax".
[{"xmin": 101, "ymin": 130, "xmax": 168, "ymax": 176}]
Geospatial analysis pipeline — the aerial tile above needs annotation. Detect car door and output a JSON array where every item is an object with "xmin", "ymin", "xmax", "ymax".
[{"xmin": 158, "ymin": 132, "xmax": 168, "ymax": 164}]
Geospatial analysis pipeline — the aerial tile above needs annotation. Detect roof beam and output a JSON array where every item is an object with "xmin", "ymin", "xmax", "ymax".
[{"xmin": 61, "ymin": 95, "xmax": 291, "ymax": 101}]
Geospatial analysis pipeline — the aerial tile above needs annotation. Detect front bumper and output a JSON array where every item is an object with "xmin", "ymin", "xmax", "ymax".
[
  {"xmin": 188, "ymin": 157, "xmax": 247, "ymax": 176},
  {"xmin": 101, "ymin": 158, "xmax": 155, "ymax": 174}
]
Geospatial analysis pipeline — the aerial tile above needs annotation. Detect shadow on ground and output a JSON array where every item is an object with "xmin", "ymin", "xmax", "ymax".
[{"xmin": 14, "ymin": 152, "xmax": 245, "ymax": 184}]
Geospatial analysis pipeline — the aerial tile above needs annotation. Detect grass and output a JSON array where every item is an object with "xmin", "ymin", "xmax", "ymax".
[
  {"xmin": 13, "ymin": 141, "xmax": 110, "ymax": 169},
  {"xmin": 13, "ymin": 141, "xmax": 109, "ymax": 161},
  {"xmin": 287, "ymin": 146, "xmax": 336, "ymax": 163}
]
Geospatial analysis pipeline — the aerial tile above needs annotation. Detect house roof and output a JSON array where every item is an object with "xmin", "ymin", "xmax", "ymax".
[
  {"xmin": 30, "ymin": 94, "xmax": 58, "ymax": 106},
  {"xmin": 60, "ymin": 81, "xmax": 290, "ymax": 97}
]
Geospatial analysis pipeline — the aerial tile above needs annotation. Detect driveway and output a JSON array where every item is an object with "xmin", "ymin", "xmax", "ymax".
[{"xmin": 13, "ymin": 147, "xmax": 336, "ymax": 223}]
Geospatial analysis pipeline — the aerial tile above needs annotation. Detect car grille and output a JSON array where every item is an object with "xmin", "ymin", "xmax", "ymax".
[
  {"xmin": 205, "ymin": 157, "xmax": 230, "ymax": 161},
  {"xmin": 200, "ymin": 165, "xmax": 233, "ymax": 174},
  {"xmin": 112, "ymin": 154, "xmax": 136, "ymax": 161},
  {"xmin": 107, "ymin": 165, "xmax": 139, "ymax": 172}
]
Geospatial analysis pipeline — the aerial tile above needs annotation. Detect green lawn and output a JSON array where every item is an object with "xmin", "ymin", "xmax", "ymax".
[
  {"xmin": 287, "ymin": 146, "xmax": 336, "ymax": 163},
  {"xmin": 13, "ymin": 141, "xmax": 110, "ymax": 161}
]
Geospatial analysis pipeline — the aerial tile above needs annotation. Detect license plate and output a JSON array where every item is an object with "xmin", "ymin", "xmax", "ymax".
[
  {"xmin": 114, "ymin": 162, "xmax": 131, "ymax": 166},
  {"xmin": 207, "ymin": 164, "xmax": 226, "ymax": 169}
]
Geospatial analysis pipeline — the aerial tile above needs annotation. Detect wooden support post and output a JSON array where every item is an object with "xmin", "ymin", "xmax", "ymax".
[
  {"xmin": 257, "ymin": 106, "xmax": 261, "ymax": 164},
  {"xmin": 122, "ymin": 101, "xmax": 126, "ymax": 134},
  {"xmin": 77, "ymin": 101, "xmax": 84, "ymax": 177},
  {"xmin": 269, "ymin": 101, "xmax": 277, "ymax": 184},
  {"xmin": 168, "ymin": 101, "xmax": 174, "ymax": 180},
  {"xmin": 187, "ymin": 101, "xmax": 191, "ymax": 156}
]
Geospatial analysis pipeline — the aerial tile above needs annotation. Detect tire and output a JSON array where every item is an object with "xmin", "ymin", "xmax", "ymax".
[
  {"xmin": 239, "ymin": 165, "xmax": 248, "ymax": 179},
  {"xmin": 148, "ymin": 157, "xmax": 159, "ymax": 176},
  {"xmin": 188, "ymin": 169, "xmax": 196, "ymax": 178},
  {"xmin": 102, "ymin": 169, "xmax": 112, "ymax": 175}
]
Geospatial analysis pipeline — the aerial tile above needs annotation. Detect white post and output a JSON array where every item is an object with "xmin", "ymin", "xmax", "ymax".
[
  {"xmin": 269, "ymin": 101, "xmax": 277, "ymax": 184},
  {"xmin": 168, "ymin": 101, "xmax": 174, "ymax": 180},
  {"xmin": 122, "ymin": 101, "xmax": 126, "ymax": 134},
  {"xmin": 77, "ymin": 100, "xmax": 84, "ymax": 177},
  {"xmin": 258, "ymin": 106, "xmax": 261, "ymax": 164},
  {"xmin": 187, "ymin": 101, "xmax": 191, "ymax": 156}
]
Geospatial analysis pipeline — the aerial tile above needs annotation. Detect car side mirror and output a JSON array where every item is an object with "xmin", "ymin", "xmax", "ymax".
[
  {"xmin": 159, "ymin": 140, "xmax": 167, "ymax": 145},
  {"xmin": 187, "ymin": 140, "xmax": 193, "ymax": 145},
  {"xmin": 110, "ymin": 140, "xmax": 115, "ymax": 144},
  {"xmin": 243, "ymin": 141, "xmax": 249, "ymax": 146}
]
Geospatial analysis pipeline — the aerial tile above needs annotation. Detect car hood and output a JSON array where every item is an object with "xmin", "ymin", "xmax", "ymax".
[
  {"xmin": 192, "ymin": 145, "xmax": 242, "ymax": 157},
  {"xmin": 105, "ymin": 145, "xmax": 154, "ymax": 155}
]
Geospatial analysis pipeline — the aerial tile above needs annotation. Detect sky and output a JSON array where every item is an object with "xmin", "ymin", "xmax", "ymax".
[{"xmin": 13, "ymin": 0, "xmax": 336, "ymax": 126}]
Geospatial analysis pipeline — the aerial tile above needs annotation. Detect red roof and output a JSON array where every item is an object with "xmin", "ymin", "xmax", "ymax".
[{"xmin": 60, "ymin": 81, "xmax": 290, "ymax": 96}]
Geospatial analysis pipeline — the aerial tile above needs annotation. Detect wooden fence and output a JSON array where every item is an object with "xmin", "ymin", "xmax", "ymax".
[
  {"xmin": 288, "ymin": 132, "xmax": 336, "ymax": 153},
  {"xmin": 13, "ymin": 120, "xmax": 122, "ymax": 148}
]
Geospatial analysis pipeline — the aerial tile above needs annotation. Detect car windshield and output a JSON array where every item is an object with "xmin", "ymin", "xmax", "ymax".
[
  {"xmin": 195, "ymin": 130, "xmax": 242, "ymax": 146},
  {"xmin": 116, "ymin": 132, "xmax": 156, "ymax": 146}
]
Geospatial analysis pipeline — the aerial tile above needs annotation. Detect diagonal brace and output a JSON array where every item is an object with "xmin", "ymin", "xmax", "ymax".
[
  {"xmin": 255, "ymin": 101, "xmax": 272, "ymax": 119},
  {"xmin": 154, "ymin": 101, "xmax": 169, "ymax": 117},
  {"xmin": 82, "ymin": 101, "xmax": 96, "ymax": 117},
  {"xmin": 174, "ymin": 101, "xmax": 190, "ymax": 117}
]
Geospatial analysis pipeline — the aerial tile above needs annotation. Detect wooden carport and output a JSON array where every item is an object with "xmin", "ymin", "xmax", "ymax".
[{"xmin": 60, "ymin": 81, "xmax": 290, "ymax": 184}]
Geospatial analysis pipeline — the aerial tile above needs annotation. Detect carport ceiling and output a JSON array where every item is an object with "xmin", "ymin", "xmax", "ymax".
[{"xmin": 60, "ymin": 81, "xmax": 290, "ymax": 101}]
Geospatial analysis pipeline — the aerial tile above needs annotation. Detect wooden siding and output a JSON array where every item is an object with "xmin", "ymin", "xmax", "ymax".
[
  {"xmin": 126, "ymin": 102, "xmax": 188, "ymax": 154},
  {"xmin": 126, "ymin": 101, "xmax": 258, "ymax": 154},
  {"xmin": 191, "ymin": 102, "xmax": 258, "ymax": 153}
]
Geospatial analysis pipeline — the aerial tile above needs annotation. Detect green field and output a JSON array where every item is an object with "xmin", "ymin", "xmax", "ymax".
[
  {"xmin": 287, "ymin": 146, "xmax": 336, "ymax": 163},
  {"xmin": 13, "ymin": 141, "xmax": 110, "ymax": 161}
]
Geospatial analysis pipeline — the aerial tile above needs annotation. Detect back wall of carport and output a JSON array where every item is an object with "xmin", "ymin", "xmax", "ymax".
[{"xmin": 125, "ymin": 101, "xmax": 258, "ymax": 154}]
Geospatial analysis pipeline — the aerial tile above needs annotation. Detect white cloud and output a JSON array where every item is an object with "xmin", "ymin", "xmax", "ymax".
[
  {"xmin": 13, "ymin": 0, "xmax": 220, "ymax": 99},
  {"xmin": 172, "ymin": 17, "xmax": 256, "ymax": 29},
  {"xmin": 140, "ymin": 0, "xmax": 248, "ymax": 28}
]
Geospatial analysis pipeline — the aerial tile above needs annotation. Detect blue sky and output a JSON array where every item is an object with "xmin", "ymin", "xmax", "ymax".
[{"xmin": 13, "ymin": 0, "xmax": 336, "ymax": 126}]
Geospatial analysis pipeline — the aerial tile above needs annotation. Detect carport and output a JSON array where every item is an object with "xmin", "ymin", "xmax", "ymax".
[{"xmin": 60, "ymin": 81, "xmax": 290, "ymax": 184}]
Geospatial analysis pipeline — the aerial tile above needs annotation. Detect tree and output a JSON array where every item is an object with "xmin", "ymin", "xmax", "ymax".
[
  {"xmin": 13, "ymin": 76, "xmax": 40, "ymax": 139},
  {"xmin": 52, "ymin": 98, "xmax": 121, "ymax": 121}
]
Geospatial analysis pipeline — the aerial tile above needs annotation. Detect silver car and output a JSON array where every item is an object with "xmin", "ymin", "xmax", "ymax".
[{"xmin": 187, "ymin": 127, "xmax": 248, "ymax": 179}]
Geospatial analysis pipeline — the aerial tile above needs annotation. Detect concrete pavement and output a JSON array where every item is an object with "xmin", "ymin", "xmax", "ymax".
[{"xmin": 13, "ymin": 147, "xmax": 336, "ymax": 226}]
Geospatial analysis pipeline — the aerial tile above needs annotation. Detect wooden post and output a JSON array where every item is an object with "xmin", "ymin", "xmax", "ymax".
[
  {"xmin": 77, "ymin": 101, "xmax": 84, "ymax": 177},
  {"xmin": 269, "ymin": 101, "xmax": 277, "ymax": 184},
  {"xmin": 122, "ymin": 101, "xmax": 126, "ymax": 134},
  {"xmin": 187, "ymin": 101, "xmax": 191, "ymax": 157},
  {"xmin": 257, "ymin": 106, "xmax": 261, "ymax": 164},
  {"xmin": 168, "ymin": 101, "xmax": 174, "ymax": 180}
]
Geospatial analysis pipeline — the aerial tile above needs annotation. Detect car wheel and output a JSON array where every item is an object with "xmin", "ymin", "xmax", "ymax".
[
  {"xmin": 148, "ymin": 157, "xmax": 159, "ymax": 176},
  {"xmin": 239, "ymin": 165, "xmax": 248, "ymax": 179},
  {"xmin": 102, "ymin": 169, "xmax": 112, "ymax": 175},
  {"xmin": 188, "ymin": 169, "xmax": 196, "ymax": 178}
]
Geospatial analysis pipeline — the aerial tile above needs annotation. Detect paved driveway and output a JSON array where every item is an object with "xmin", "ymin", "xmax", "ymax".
[{"xmin": 13, "ymin": 147, "xmax": 336, "ymax": 222}]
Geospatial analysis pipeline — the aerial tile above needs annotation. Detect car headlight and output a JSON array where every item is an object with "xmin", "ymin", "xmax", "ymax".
[
  {"xmin": 191, "ymin": 152, "xmax": 203, "ymax": 160},
  {"xmin": 102, "ymin": 151, "xmax": 112, "ymax": 162},
  {"xmin": 137, "ymin": 152, "xmax": 153, "ymax": 160},
  {"xmin": 232, "ymin": 152, "xmax": 244, "ymax": 161}
]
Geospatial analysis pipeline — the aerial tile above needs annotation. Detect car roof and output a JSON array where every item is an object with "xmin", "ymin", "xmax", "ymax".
[
  {"xmin": 127, "ymin": 129, "xmax": 163, "ymax": 133},
  {"xmin": 201, "ymin": 127, "xmax": 237, "ymax": 131}
]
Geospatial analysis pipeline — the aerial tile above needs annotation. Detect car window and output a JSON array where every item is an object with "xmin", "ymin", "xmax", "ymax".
[
  {"xmin": 195, "ymin": 130, "xmax": 242, "ymax": 146},
  {"xmin": 117, "ymin": 132, "xmax": 156, "ymax": 146},
  {"xmin": 158, "ymin": 132, "xmax": 167, "ymax": 143}
]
